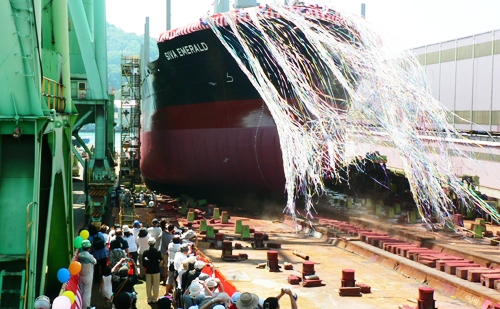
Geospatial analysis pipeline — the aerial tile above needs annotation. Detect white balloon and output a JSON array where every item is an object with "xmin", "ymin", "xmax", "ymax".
[{"xmin": 52, "ymin": 295, "xmax": 72, "ymax": 309}]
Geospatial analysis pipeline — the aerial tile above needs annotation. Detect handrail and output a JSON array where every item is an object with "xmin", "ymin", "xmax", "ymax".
[
  {"xmin": 23, "ymin": 202, "xmax": 34, "ymax": 305},
  {"xmin": 42, "ymin": 77, "xmax": 66, "ymax": 113}
]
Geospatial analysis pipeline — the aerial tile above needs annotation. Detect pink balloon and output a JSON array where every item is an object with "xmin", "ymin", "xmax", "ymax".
[{"xmin": 52, "ymin": 295, "xmax": 71, "ymax": 309}]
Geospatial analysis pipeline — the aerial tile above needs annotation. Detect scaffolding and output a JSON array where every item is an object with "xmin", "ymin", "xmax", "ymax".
[{"xmin": 120, "ymin": 55, "xmax": 142, "ymax": 186}]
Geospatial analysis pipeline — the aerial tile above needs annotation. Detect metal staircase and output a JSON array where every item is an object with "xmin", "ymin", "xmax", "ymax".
[{"xmin": 0, "ymin": 270, "xmax": 26, "ymax": 309}]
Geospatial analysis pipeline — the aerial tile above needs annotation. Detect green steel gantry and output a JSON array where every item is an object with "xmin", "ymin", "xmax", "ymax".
[
  {"xmin": 68, "ymin": 0, "xmax": 115, "ymax": 224},
  {"xmin": 0, "ymin": 0, "xmax": 77, "ymax": 306},
  {"xmin": 0, "ymin": 0, "xmax": 114, "ymax": 307}
]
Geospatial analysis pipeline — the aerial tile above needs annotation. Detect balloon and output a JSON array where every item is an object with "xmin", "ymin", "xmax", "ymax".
[
  {"xmin": 68, "ymin": 261, "xmax": 81, "ymax": 275},
  {"xmin": 52, "ymin": 295, "xmax": 71, "ymax": 309},
  {"xmin": 57, "ymin": 268, "xmax": 70, "ymax": 283},
  {"xmin": 62, "ymin": 291, "xmax": 75, "ymax": 304},
  {"xmin": 74, "ymin": 236, "xmax": 83, "ymax": 249},
  {"xmin": 80, "ymin": 230, "xmax": 89, "ymax": 240}
]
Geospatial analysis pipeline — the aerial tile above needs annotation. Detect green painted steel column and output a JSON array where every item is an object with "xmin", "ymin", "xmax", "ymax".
[
  {"xmin": 68, "ymin": 0, "xmax": 105, "ymax": 99},
  {"xmin": 95, "ymin": 105, "xmax": 106, "ymax": 160},
  {"xmin": 94, "ymin": 0, "xmax": 108, "ymax": 94},
  {"xmin": 52, "ymin": 0, "xmax": 75, "ymax": 113},
  {"xmin": 83, "ymin": 0, "xmax": 94, "ymax": 41}
]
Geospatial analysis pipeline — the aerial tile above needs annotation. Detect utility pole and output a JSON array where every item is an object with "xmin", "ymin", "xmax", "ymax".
[{"xmin": 166, "ymin": 0, "xmax": 171, "ymax": 30}]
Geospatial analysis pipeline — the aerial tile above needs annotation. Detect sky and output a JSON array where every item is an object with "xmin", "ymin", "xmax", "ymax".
[{"xmin": 106, "ymin": 0, "xmax": 500, "ymax": 50}]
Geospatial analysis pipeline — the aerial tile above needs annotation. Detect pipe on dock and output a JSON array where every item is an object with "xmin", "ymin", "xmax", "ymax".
[{"xmin": 293, "ymin": 250, "xmax": 309, "ymax": 260}]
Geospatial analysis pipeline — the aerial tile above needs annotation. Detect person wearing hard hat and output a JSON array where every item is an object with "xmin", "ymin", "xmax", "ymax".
[{"xmin": 78, "ymin": 239, "xmax": 97, "ymax": 308}]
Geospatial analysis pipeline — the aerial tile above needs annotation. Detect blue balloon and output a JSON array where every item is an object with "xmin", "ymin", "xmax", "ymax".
[{"xmin": 57, "ymin": 268, "xmax": 71, "ymax": 283}]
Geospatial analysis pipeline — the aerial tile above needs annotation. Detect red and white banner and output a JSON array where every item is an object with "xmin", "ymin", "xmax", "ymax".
[{"xmin": 159, "ymin": 5, "xmax": 345, "ymax": 42}]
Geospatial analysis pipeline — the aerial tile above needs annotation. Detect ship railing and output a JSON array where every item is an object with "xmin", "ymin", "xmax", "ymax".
[{"xmin": 42, "ymin": 77, "xmax": 66, "ymax": 113}]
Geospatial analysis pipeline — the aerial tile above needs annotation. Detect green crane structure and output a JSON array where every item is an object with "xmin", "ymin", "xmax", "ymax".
[
  {"xmin": 68, "ymin": 0, "xmax": 116, "ymax": 224},
  {"xmin": 0, "ymin": 0, "xmax": 113, "ymax": 307}
]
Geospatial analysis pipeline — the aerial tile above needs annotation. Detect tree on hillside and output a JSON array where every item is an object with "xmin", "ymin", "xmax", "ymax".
[{"xmin": 107, "ymin": 22, "xmax": 159, "ymax": 92}]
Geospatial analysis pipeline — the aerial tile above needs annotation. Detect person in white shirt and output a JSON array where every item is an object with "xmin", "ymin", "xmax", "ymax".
[
  {"xmin": 137, "ymin": 227, "xmax": 151, "ymax": 279},
  {"xmin": 147, "ymin": 218, "xmax": 162, "ymax": 250},
  {"xmin": 165, "ymin": 235, "xmax": 181, "ymax": 296},
  {"xmin": 132, "ymin": 220, "xmax": 141, "ymax": 241},
  {"xmin": 123, "ymin": 225, "xmax": 138, "ymax": 264}
]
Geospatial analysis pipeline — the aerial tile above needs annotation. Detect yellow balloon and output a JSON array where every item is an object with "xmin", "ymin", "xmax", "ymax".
[
  {"xmin": 80, "ymin": 230, "xmax": 89, "ymax": 240},
  {"xmin": 62, "ymin": 291, "xmax": 75, "ymax": 304}
]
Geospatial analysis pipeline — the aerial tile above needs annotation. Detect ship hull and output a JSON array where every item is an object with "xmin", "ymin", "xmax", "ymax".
[
  {"xmin": 141, "ymin": 106, "xmax": 285, "ymax": 192},
  {"xmin": 141, "ymin": 9, "xmax": 351, "ymax": 195}
]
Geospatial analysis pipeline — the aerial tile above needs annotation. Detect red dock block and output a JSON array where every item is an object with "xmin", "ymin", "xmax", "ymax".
[
  {"xmin": 366, "ymin": 236, "xmax": 392, "ymax": 247},
  {"xmin": 284, "ymin": 263, "xmax": 293, "ymax": 270},
  {"xmin": 302, "ymin": 279, "xmax": 325, "ymax": 287},
  {"xmin": 406, "ymin": 249, "xmax": 438, "ymax": 260},
  {"xmin": 288, "ymin": 275, "xmax": 301, "ymax": 285},
  {"xmin": 468, "ymin": 269, "xmax": 500, "ymax": 282},
  {"xmin": 385, "ymin": 242, "xmax": 411, "ymax": 253},
  {"xmin": 341, "ymin": 279, "xmax": 356, "ymax": 287},
  {"xmin": 222, "ymin": 255, "xmax": 240, "ymax": 261},
  {"xmin": 418, "ymin": 287, "xmax": 434, "ymax": 301},
  {"xmin": 359, "ymin": 233, "xmax": 382, "ymax": 242},
  {"xmin": 234, "ymin": 243, "xmax": 243, "ymax": 249},
  {"xmin": 394, "ymin": 245, "xmax": 419, "ymax": 255},
  {"xmin": 356, "ymin": 283, "xmax": 371, "ymax": 293},
  {"xmin": 383, "ymin": 241, "xmax": 408, "ymax": 251},
  {"xmin": 435, "ymin": 259, "xmax": 468, "ymax": 271},
  {"xmin": 418, "ymin": 259, "xmax": 436, "ymax": 268},
  {"xmin": 456, "ymin": 267, "xmax": 489, "ymax": 280},
  {"xmin": 480, "ymin": 273, "xmax": 500, "ymax": 288},
  {"xmin": 266, "ymin": 243, "xmax": 281, "ymax": 249},
  {"xmin": 339, "ymin": 287, "xmax": 361, "ymax": 296},
  {"xmin": 445, "ymin": 262, "xmax": 479, "ymax": 275},
  {"xmin": 417, "ymin": 299, "xmax": 436, "ymax": 309},
  {"xmin": 376, "ymin": 238, "xmax": 401, "ymax": 249}
]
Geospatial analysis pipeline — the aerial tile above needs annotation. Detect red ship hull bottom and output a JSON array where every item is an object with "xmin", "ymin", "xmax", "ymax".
[{"xmin": 141, "ymin": 126, "xmax": 286, "ymax": 194}]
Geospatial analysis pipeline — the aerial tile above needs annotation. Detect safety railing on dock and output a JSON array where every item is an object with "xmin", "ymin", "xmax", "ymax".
[{"xmin": 42, "ymin": 77, "xmax": 66, "ymax": 113}]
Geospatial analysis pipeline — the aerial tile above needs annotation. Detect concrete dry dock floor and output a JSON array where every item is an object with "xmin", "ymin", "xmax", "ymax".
[
  {"xmin": 194, "ymin": 216, "xmax": 474, "ymax": 309},
  {"xmin": 87, "ymin": 217, "xmax": 474, "ymax": 309}
]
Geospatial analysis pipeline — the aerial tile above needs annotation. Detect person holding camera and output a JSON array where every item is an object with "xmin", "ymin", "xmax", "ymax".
[
  {"xmin": 262, "ymin": 288, "xmax": 297, "ymax": 309},
  {"xmin": 112, "ymin": 258, "xmax": 139, "ymax": 309}
]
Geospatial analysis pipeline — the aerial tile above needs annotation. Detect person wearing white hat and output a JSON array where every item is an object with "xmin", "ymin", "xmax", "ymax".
[
  {"xmin": 123, "ymin": 225, "xmax": 138, "ymax": 265},
  {"xmin": 143, "ymin": 237, "xmax": 162, "ymax": 304},
  {"xmin": 199, "ymin": 292, "xmax": 231, "ymax": 309},
  {"xmin": 182, "ymin": 229, "xmax": 198, "ymax": 248},
  {"xmin": 205, "ymin": 278, "xmax": 224, "ymax": 297},
  {"xmin": 182, "ymin": 260, "xmax": 206, "ymax": 292},
  {"xmin": 183, "ymin": 280, "xmax": 210, "ymax": 309}
]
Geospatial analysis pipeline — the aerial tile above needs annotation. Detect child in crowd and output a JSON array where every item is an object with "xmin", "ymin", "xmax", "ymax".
[{"xmin": 100, "ymin": 266, "xmax": 113, "ymax": 306}]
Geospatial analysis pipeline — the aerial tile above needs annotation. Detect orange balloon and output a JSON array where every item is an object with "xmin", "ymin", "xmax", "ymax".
[{"xmin": 69, "ymin": 261, "xmax": 81, "ymax": 275}]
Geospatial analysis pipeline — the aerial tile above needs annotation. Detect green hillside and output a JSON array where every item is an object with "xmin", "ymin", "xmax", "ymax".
[{"xmin": 107, "ymin": 22, "xmax": 159, "ymax": 93}]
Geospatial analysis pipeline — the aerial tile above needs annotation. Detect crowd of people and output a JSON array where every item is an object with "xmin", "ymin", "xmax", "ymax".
[{"xmin": 77, "ymin": 219, "xmax": 298, "ymax": 309}]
